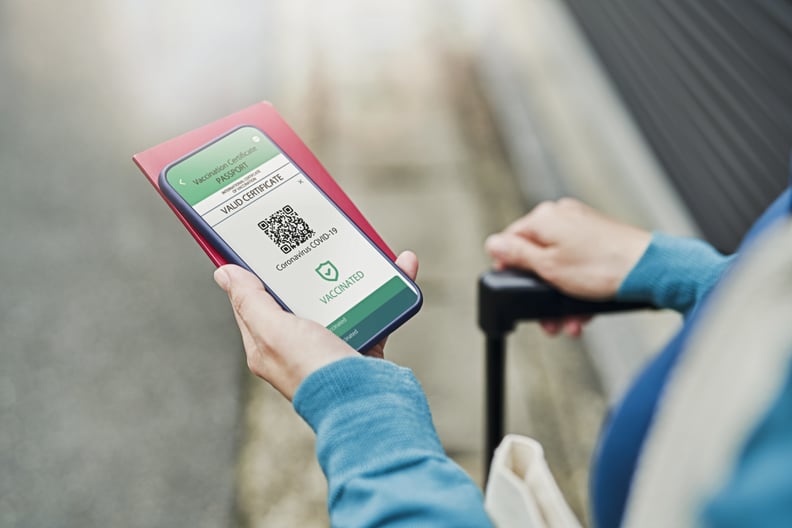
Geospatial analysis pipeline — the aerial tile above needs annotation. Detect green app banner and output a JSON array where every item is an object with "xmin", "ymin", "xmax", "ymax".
[{"xmin": 165, "ymin": 126, "xmax": 281, "ymax": 205}]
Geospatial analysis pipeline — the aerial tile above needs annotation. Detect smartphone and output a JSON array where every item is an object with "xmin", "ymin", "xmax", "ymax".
[{"xmin": 159, "ymin": 125, "xmax": 422, "ymax": 352}]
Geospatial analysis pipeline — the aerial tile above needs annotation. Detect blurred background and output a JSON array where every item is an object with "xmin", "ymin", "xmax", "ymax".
[{"xmin": 2, "ymin": 0, "xmax": 790, "ymax": 526}]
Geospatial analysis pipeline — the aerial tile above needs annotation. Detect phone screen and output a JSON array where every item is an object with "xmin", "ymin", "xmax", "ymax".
[{"xmin": 162, "ymin": 126, "xmax": 420, "ymax": 349}]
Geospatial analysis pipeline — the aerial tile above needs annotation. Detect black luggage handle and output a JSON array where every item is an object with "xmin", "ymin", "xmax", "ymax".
[
  {"xmin": 479, "ymin": 269, "xmax": 652, "ymax": 336},
  {"xmin": 478, "ymin": 269, "xmax": 654, "ymax": 478}
]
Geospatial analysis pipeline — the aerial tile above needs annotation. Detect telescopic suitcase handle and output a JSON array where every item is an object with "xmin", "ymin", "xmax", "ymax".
[{"xmin": 478, "ymin": 269, "xmax": 654, "ymax": 477}]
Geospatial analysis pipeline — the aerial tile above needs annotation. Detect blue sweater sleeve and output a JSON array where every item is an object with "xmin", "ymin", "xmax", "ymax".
[
  {"xmin": 293, "ymin": 356, "xmax": 493, "ymax": 528},
  {"xmin": 616, "ymin": 232, "xmax": 735, "ymax": 315}
]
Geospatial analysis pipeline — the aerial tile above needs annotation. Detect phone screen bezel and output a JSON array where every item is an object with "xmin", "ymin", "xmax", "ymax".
[{"xmin": 158, "ymin": 125, "xmax": 422, "ymax": 352}]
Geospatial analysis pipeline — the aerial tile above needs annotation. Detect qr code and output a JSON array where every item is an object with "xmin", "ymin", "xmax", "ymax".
[{"xmin": 258, "ymin": 205, "xmax": 315, "ymax": 254}]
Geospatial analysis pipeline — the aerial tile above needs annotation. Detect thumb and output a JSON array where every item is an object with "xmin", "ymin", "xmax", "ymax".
[
  {"xmin": 214, "ymin": 265, "xmax": 287, "ymax": 328},
  {"xmin": 485, "ymin": 233, "xmax": 545, "ymax": 272}
]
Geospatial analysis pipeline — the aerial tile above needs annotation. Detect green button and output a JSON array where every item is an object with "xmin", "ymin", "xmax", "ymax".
[
  {"xmin": 327, "ymin": 276, "xmax": 412, "ymax": 338},
  {"xmin": 341, "ymin": 286, "xmax": 418, "ymax": 349}
]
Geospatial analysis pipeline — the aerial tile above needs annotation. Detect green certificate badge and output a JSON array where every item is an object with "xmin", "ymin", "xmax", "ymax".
[{"xmin": 315, "ymin": 261, "xmax": 339, "ymax": 281}]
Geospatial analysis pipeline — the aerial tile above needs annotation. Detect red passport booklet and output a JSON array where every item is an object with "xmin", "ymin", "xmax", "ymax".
[{"xmin": 132, "ymin": 101, "xmax": 395, "ymax": 266}]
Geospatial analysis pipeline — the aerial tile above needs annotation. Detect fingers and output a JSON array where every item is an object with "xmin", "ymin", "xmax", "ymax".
[
  {"xmin": 363, "ymin": 340, "xmax": 386, "ymax": 360},
  {"xmin": 485, "ymin": 233, "xmax": 545, "ymax": 272},
  {"xmin": 539, "ymin": 316, "xmax": 593, "ymax": 338},
  {"xmin": 503, "ymin": 212, "xmax": 548, "ymax": 242},
  {"xmin": 563, "ymin": 319, "xmax": 584, "ymax": 338},
  {"xmin": 503, "ymin": 200, "xmax": 570, "ymax": 243},
  {"xmin": 395, "ymin": 250, "xmax": 419, "ymax": 281},
  {"xmin": 539, "ymin": 320, "xmax": 563, "ymax": 336}
]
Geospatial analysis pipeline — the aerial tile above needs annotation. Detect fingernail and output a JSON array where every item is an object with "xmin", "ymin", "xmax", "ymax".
[{"xmin": 213, "ymin": 267, "xmax": 230, "ymax": 291}]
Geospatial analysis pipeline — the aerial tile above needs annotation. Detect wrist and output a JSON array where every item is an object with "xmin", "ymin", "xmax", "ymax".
[
  {"xmin": 605, "ymin": 226, "xmax": 652, "ymax": 296},
  {"xmin": 282, "ymin": 347, "xmax": 358, "ymax": 401}
]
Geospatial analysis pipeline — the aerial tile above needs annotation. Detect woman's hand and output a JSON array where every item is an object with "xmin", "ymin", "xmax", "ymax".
[
  {"xmin": 213, "ymin": 251, "xmax": 419, "ymax": 400},
  {"xmin": 485, "ymin": 198, "xmax": 650, "ymax": 337}
]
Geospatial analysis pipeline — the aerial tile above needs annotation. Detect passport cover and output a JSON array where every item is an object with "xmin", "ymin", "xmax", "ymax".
[{"xmin": 132, "ymin": 101, "xmax": 396, "ymax": 266}]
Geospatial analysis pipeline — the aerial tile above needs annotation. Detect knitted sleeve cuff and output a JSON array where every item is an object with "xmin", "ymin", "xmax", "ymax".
[
  {"xmin": 293, "ymin": 356, "xmax": 445, "ymax": 502},
  {"xmin": 616, "ymin": 232, "xmax": 735, "ymax": 314}
]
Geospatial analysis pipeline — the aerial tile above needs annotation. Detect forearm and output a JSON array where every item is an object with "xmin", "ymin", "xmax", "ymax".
[
  {"xmin": 293, "ymin": 356, "xmax": 492, "ymax": 528},
  {"xmin": 616, "ymin": 232, "xmax": 735, "ymax": 315}
]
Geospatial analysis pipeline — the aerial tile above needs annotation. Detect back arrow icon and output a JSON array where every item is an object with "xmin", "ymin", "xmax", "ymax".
[{"xmin": 179, "ymin": 179, "xmax": 186, "ymax": 186}]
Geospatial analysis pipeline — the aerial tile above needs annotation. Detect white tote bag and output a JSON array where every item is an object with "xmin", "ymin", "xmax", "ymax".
[{"xmin": 485, "ymin": 435, "xmax": 582, "ymax": 528}]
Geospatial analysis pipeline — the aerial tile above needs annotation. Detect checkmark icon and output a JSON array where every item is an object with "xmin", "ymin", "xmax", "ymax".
[{"xmin": 315, "ymin": 261, "xmax": 339, "ymax": 282}]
